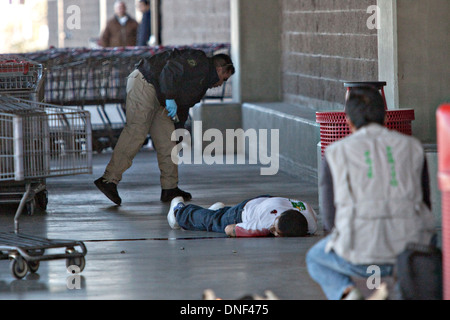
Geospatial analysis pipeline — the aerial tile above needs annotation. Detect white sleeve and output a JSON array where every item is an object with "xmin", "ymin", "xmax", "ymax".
[{"xmin": 303, "ymin": 204, "xmax": 318, "ymax": 235}]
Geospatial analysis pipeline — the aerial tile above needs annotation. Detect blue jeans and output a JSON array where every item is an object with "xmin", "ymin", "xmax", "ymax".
[
  {"xmin": 306, "ymin": 235, "xmax": 394, "ymax": 300},
  {"xmin": 176, "ymin": 196, "xmax": 270, "ymax": 233},
  {"xmin": 175, "ymin": 201, "xmax": 246, "ymax": 233}
]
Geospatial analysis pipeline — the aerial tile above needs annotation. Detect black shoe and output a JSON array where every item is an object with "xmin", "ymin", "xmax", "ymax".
[
  {"xmin": 160, "ymin": 187, "xmax": 192, "ymax": 203},
  {"xmin": 94, "ymin": 177, "xmax": 122, "ymax": 205}
]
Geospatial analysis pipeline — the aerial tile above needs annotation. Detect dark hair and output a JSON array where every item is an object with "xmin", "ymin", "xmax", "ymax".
[
  {"xmin": 277, "ymin": 210, "xmax": 308, "ymax": 237},
  {"xmin": 345, "ymin": 86, "xmax": 385, "ymax": 129},
  {"xmin": 212, "ymin": 54, "xmax": 235, "ymax": 75}
]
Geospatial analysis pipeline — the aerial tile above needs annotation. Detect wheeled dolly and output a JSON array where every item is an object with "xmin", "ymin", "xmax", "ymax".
[
  {"xmin": 0, "ymin": 183, "xmax": 87, "ymax": 280},
  {"xmin": 0, "ymin": 233, "xmax": 87, "ymax": 280}
]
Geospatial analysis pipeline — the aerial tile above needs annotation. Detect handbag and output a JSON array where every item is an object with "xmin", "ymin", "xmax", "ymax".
[{"xmin": 395, "ymin": 242, "xmax": 443, "ymax": 300}]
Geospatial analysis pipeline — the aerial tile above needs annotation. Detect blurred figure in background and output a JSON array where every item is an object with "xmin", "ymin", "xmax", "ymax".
[{"xmin": 137, "ymin": 0, "xmax": 151, "ymax": 46}]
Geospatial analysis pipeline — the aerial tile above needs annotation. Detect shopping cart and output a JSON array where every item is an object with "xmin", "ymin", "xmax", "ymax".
[
  {"xmin": 87, "ymin": 104, "xmax": 126, "ymax": 153},
  {"xmin": 0, "ymin": 55, "xmax": 44, "ymax": 101},
  {"xmin": 23, "ymin": 44, "xmax": 232, "ymax": 152},
  {"xmin": 0, "ymin": 96, "xmax": 92, "ymax": 212},
  {"xmin": 0, "ymin": 95, "xmax": 90, "ymax": 279},
  {"xmin": 0, "ymin": 55, "xmax": 47, "ymax": 212}
]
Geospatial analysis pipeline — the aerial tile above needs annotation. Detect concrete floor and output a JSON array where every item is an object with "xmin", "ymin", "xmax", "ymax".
[{"xmin": 0, "ymin": 148, "xmax": 326, "ymax": 300}]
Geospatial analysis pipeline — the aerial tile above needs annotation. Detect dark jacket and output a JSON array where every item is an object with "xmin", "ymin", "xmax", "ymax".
[{"xmin": 136, "ymin": 48, "xmax": 219, "ymax": 124}]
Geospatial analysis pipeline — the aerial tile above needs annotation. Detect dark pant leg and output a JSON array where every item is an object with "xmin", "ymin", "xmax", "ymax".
[{"xmin": 176, "ymin": 201, "xmax": 248, "ymax": 233}]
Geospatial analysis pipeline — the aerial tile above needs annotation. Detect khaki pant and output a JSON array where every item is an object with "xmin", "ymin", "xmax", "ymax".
[{"xmin": 103, "ymin": 69, "xmax": 178, "ymax": 189}]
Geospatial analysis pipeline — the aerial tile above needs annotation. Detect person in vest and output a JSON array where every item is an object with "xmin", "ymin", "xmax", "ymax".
[
  {"xmin": 94, "ymin": 48, "xmax": 234, "ymax": 205},
  {"xmin": 306, "ymin": 86, "xmax": 435, "ymax": 300}
]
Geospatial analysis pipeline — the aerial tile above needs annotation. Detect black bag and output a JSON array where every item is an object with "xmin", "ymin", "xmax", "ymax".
[{"xmin": 395, "ymin": 242, "xmax": 443, "ymax": 300}]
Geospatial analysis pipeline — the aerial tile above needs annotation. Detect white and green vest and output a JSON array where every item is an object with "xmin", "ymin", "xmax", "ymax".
[{"xmin": 325, "ymin": 123, "xmax": 435, "ymax": 264}]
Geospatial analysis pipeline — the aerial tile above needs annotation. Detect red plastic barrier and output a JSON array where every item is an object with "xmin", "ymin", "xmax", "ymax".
[
  {"xmin": 316, "ymin": 109, "xmax": 415, "ymax": 156},
  {"xmin": 437, "ymin": 104, "xmax": 450, "ymax": 300},
  {"xmin": 316, "ymin": 81, "xmax": 415, "ymax": 156}
]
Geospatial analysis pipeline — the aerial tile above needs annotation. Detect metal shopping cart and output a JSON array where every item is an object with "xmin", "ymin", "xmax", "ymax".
[
  {"xmin": 0, "ymin": 95, "xmax": 91, "ymax": 279},
  {"xmin": 0, "ymin": 55, "xmax": 47, "ymax": 212},
  {"xmin": 0, "ymin": 54, "xmax": 44, "ymax": 101},
  {"xmin": 23, "ymin": 44, "xmax": 232, "ymax": 152}
]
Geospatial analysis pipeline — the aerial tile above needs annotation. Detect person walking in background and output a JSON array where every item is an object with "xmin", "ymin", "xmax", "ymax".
[
  {"xmin": 99, "ymin": 1, "xmax": 138, "ymax": 47},
  {"xmin": 137, "ymin": 0, "xmax": 151, "ymax": 46},
  {"xmin": 306, "ymin": 86, "xmax": 436, "ymax": 300}
]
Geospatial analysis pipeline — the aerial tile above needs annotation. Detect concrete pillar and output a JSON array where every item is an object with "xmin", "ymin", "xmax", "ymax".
[
  {"xmin": 57, "ymin": 0, "xmax": 65, "ymax": 47},
  {"xmin": 230, "ymin": 0, "xmax": 281, "ymax": 103},
  {"xmin": 378, "ymin": 0, "xmax": 450, "ymax": 230},
  {"xmin": 99, "ymin": 0, "xmax": 107, "ymax": 34},
  {"xmin": 377, "ymin": 0, "xmax": 450, "ymax": 143},
  {"xmin": 377, "ymin": 0, "xmax": 399, "ymax": 110},
  {"xmin": 150, "ymin": 0, "xmax": 160, "ymax": 45}
]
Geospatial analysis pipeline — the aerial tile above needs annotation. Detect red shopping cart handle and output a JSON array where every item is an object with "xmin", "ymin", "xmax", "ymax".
[{"xmin": 0, "ymin": 60, "xmax": 30, "ymax": 74}]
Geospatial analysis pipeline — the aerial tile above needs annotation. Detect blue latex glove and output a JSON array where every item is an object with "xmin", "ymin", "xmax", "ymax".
[{"xmin": 165, "ymin": 99, "xmax": 178, "ymax": 119}]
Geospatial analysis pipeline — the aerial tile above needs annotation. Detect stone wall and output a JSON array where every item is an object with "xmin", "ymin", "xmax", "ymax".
[
  {"xmin": 161, "ymin": 0, "xmax": 230, "ymax": 45},
  {"xmin": 281, "ymin": 0, "xmax": 378, "ymax": 111}
]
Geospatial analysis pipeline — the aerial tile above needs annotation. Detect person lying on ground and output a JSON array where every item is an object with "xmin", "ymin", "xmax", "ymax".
[{"xmin": 167, "ymin": 195, "xmax": 318, "ymax": 237}]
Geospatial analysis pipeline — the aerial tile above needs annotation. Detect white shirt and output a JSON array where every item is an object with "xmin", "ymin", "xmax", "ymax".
[
  {"xmin": 118, "ymin": 16, "xmax": 129, "ymax": 26},
  {"xmin": 236, "ymin": 197, "xmax": 318, "ymax": 237}
]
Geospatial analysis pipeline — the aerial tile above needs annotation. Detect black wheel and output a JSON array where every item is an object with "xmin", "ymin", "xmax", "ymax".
[
  {"xmin": 27, "ymin": 260, "xmax": 40, "ymax": 273},
  {"xmin": 26, "ymin": 200, "xmax": 35, "ymax": 215},
  {"xmin": 66, "ymin": 249, "xmax": 86, "ymax": 272},
  {"xmin": 10, "ymin": 256, "xmax": 29, "ymax": 280},
  {"xmin": 34, "ymin": 190, "xmax": 48, "ymax": 212},
  {"xmin": 66, "ymin": 256, "xmax": 86, "ymax": 273}
]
